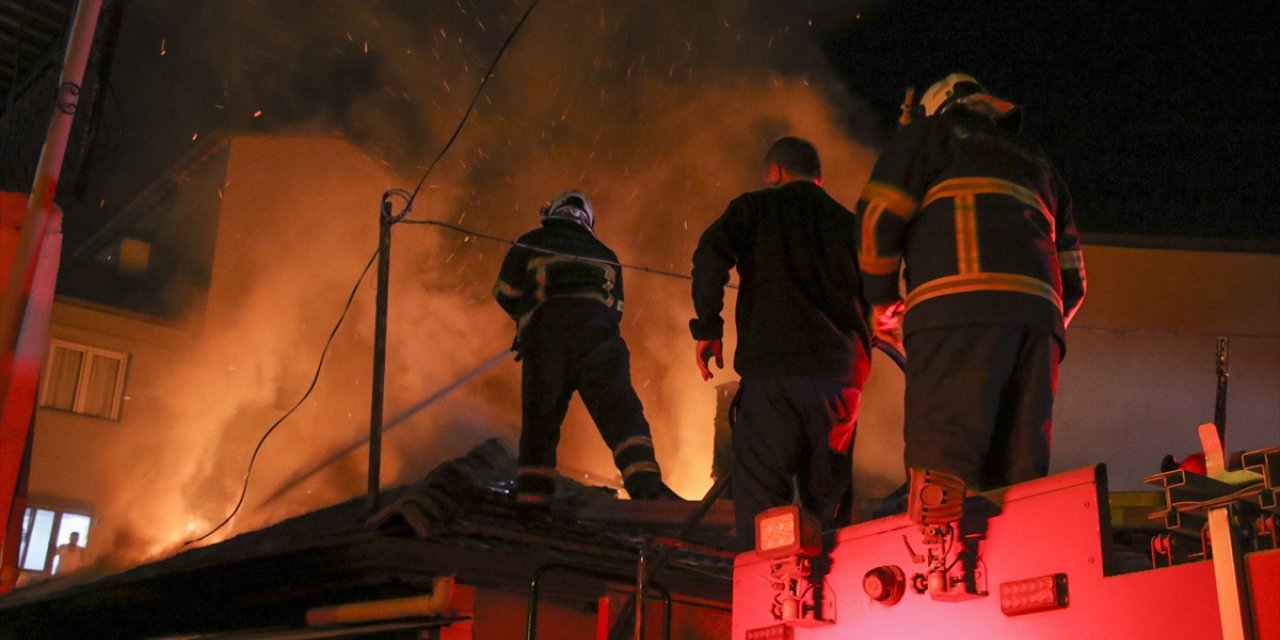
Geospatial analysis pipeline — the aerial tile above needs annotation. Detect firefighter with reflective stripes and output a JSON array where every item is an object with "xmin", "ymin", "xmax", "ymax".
[
  {"xmin": 858, "ymin": 74, "xmax": 1086, "ymax": 490},
  {"xmin": 494, "ymin": 189, "xmax": 678, "ymax": 505}
]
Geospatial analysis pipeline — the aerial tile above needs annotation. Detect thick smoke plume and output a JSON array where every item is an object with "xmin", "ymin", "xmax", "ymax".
[{"xmin": 79, "ymin": 0, "xmax": 885, "ymax": 570}]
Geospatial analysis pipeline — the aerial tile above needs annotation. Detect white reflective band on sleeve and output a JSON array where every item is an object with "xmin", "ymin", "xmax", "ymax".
[
  {"xmin": 612, "ymin": 436, "xmax": 655, "ymax": 460},
  {"xmin": 621, "ymin": 461, "xmax": 661, "ymax": 480}
]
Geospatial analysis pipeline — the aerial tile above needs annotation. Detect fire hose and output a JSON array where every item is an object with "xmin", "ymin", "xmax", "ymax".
[
  {"xmin": 605, "ymin": 338, "xmax": 906, "ymax": 639},
  {"xmin": 256, "ymin": 349, "xmax": 515, "ymax": 510}
]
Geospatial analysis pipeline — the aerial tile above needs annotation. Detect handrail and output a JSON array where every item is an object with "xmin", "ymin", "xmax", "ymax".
[
  {"xmin": 526, "ymin": 562, "xmax": 671, "ymax": 640},
  {"xmin": 608, "ymin": 472, "xmax": 733, "ymax": 640}
]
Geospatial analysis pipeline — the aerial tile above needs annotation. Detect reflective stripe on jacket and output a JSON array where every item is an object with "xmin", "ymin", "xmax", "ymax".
[{"xmin": 857, "ymin": 109, "xmax": 1086, "ymax": 340}]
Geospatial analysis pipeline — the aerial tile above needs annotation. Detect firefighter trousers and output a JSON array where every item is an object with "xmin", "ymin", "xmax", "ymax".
[
  {"xmin": 731, "ymin": 375, "xmax": 861, "ymax": 551},
  {"xmin": 516, "ymin": 301, "xmax": 663, "ymax": 503},
  {"xmin": 903, "ymin": 324, "xmax": 1060, "ymax": 491}
]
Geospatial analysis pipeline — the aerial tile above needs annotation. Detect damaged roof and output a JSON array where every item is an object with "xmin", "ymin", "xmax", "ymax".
[{"xmin": 0, "ymin": 439, "xmax": 735, "ymax": 638}]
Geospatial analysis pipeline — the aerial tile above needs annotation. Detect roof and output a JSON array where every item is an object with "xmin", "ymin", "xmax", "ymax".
[
  {"xmin": 0, "ymin": 0, "xmax": 71, "ymax": 111},
  {"xmin": 0, "ymin": 439, "xmax": 735, "ymax": 638}
]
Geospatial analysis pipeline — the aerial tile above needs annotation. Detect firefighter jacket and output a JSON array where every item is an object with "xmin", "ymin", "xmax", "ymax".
[
  {"xmin": 691, "ymin": 180, "xmax": 872, "ymax": 382},
  {"xmin": 858, "ymin": 108, "xmax": 1086, "ymax": 344},
  {"xmin": 493, "ymin": 219, "xmax": 624, "ymax": 347}
]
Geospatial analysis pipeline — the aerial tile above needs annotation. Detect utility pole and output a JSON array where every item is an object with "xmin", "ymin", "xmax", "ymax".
[{"xmin": 0, "ymin": 0, "xmax": 104, "ymax": 594}]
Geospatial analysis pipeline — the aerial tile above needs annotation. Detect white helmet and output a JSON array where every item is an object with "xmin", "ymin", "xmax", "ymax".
[
  {"xmin": 920, "ymin": 72, "xmax": 1021, "ymax": 131},
  {"xmin": 542, "ymin": 189, "xmax": 595, "ymax": 233},
  {"xmin": 920, "ymin": 73, "xmax": 984, "ymax": 116}
]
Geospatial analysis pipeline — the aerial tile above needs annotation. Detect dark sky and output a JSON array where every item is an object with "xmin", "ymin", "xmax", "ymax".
[
  {"xmin": 822, "ymin": 0, "xmax": 1280, "ymax": 241},
  {"xmin": 59, "ymin": 0, "xmax": 1280, "ymax": 245}
]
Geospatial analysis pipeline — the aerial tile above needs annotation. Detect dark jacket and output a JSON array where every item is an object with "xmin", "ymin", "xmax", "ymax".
[
  {"xmin": 690, "ymin": 180, "xmax": 871, "ymax": 381},
  {"xmin": 857, "ymin": 109, "xmax": 1086, "ymax": 343},
  {"xmin": 493, "ymin": 219, "xmax": 624, "ymax": 346}
]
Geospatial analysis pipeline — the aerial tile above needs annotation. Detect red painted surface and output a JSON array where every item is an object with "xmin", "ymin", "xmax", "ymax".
[
  {"xmin": 732, "ymin": 465, "xmax": 1267, "ymax": 639},
  {"xmin": 1248, "ymin": 549, "xmax": 1280, "ymax": 640}
]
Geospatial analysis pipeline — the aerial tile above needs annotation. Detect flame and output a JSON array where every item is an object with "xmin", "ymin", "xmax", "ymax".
[{"xmin": 80, "ymin": 0, "xmax": 881, "ymax": 569}]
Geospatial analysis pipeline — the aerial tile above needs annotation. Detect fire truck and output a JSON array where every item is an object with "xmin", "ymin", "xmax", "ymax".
[{"xmin": 730, "ymin": 427, "xmax": 1278, "ymax": 640}]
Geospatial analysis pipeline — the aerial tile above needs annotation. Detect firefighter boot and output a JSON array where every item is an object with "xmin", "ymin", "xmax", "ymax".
[
  {"xmin": 515, "ymin": 466, "xmax": 556, "ymax": 510},
  {"xmin": 625, "ymin": 473, "xmax": 684, "ymax": 501}
]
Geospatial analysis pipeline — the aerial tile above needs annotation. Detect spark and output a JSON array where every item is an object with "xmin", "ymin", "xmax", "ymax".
[
  {"xmin": 160, "ymin": 39, "xmax": 166, "ymax": 56},
  {"xmin": 363, "ymin": 41, "xmax": 368, "ymax": 54},
  {"xmin": 192, "ymin": 133, "xmax": 198, "ymax": 141},
  {"xmin": 253, "ymin": 110, "xmax": 263, "ymax": 118}
]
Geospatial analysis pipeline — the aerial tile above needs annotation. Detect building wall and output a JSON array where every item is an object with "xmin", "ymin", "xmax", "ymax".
[
  {"xmin": 854, "ymin": 244, "xmax": 1280, "ymax": 498},
  {"xmin": 25, "ymin": 134, "xmax": 402, "ymax": 571},
  {"xmin": 1056, "ymin": 245, "xmax": 1280, "ymax": 490},
  {"xmin": 32, "ymin": 300, "xmax": 191, "ymax": 498}
]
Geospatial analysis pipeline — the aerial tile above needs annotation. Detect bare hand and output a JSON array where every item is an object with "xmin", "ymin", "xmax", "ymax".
[
  {"xmin": 695, "ymin": 339, "xmax": 724, "ymax": 381},
  {"xmin": 872, "ymin": 301, "xmax": 905, "ymax": 353}
]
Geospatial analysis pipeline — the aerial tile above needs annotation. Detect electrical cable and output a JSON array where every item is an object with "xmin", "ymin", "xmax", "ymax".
[
  {"xmin": 1070, "ymin": 324, "xmax": 1279, "ymax": 340},
  {"xmin": 182, "ymin": 249, "xmax": 378, "ymax": 547},
  {"xmin": 254, "ymin": 348, "xmax": 515, "ymax": 510},
  {"xmin": 401, "ymin": 217, "xmax": 741, "ymax": 289},
  {"xmin": 184, "ymin": 0, "xmax": 544, "ymax": 547},
  {"xmin": 399, "ymin": 0, "xmax": 542, "ymax": 217}
]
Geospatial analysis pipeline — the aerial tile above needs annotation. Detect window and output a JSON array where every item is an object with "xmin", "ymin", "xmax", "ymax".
[
  {"xmin": 92, "ymin": 236, "xmax": 152, "ymax": 279},
  {"xmin": 17, "ymin": 506, "xmax": 92, "ymax": 574},
  {"xmin": 40, "ymin": 340, "xmax": 128, "ymax": 420}
]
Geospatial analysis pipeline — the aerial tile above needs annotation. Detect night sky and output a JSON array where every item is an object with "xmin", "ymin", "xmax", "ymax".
[
  {"xmin": 822, "ymin": 0, "xmax": 1280, "ymax": 241},
  {"xmin": 56, "ymin": 0, "xmax": 1280, "ymax": 245}
]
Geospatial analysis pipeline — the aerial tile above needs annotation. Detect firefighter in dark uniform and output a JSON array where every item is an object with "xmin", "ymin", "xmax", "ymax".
[
  {"xmin": 857, "ymin": 74, "xmax": 1087, "ymax": 491},
  {"xmin": 690, "ymin": 137, "xmax": 873, "ymax": 550},
  {"xmin": 494, "ymin": 189, "xmax": 678, "ymax": 505}
]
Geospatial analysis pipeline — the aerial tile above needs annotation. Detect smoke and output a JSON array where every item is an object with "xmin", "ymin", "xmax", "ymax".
[{"xmin": 80, "ymin": 0, "xmax": 884, "ymax": 570}]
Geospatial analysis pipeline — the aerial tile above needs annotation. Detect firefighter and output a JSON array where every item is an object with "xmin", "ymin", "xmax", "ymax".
[
  {"xmin": 690, "ymin": 137, "xmax": 873, "ymax": 550},
  {"xmin": 494, "ymin": 189, "xmax": 679, "ymax": 506},
  {"xmin": 857, "ymin": 73, "xmax": 1087, "ymax": 491}
]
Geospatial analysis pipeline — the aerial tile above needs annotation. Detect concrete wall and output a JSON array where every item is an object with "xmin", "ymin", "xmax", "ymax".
[
  {"xmin": 26, "ymin": 134, "xmax": 403, "ymax": 564},
  {"xmin": 854, "ymin": 243, "xmax": 1280, "ymax": 498},
  {"xmin": 30, "ymin": 299, "xmax": 190, "ymax": 510}
]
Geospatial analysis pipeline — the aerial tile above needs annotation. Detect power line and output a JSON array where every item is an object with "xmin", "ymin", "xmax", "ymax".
[
  {"xmin": 401, "ymin": 0, "xmax": 543, "ymax": 214},
  {"xmin": 401, "ymin": 217, "xmax": 740, "ymax": 290},
  {"xmin": 186, "ymin": 0, "xmax": 544, "ymax": 547},
  {"xmin": 1072, "ymin": 325, "xmax": 1279, "ymax": 340},
  {"xmin": 184, "ymin": 249, "xmax": 378, "ymax": 547}
]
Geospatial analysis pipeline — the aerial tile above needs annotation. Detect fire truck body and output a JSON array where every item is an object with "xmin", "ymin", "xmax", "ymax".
[{"xmin": 731, "ymin": 464, "xmax": 1280, "ymax": 639}]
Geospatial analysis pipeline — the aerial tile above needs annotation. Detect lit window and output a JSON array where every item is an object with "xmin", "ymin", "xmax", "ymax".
[
  {"xmin": 18, "ymin": 506, "xmax": 92, "ymax": 575},
  {"xmin": 40, "ymin": 339, "xmax": 128, "ymax": 420}
]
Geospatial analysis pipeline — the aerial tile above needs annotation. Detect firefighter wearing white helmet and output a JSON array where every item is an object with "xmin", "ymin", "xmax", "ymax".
[
  {"xmin": 856, "ymin": 73, "xmax": 1086, "ymax": 491},
  {"xmin": 494, "ymin": 188, "xmax": 680, "ymax": 506},
  {"xmin": 541, "ymin": 189, "xmax": 595, "ymax": 233},
  {"xmin": 918, "ymin": 72, "xmax": 1023, "ymax": 132}
]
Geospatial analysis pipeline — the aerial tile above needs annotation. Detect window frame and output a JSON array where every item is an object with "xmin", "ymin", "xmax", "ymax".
[
  {"xmin": 39, "ymin": 338, "xmax": 129, "ymax": 420},
  {"xmin": 17, "ymin": 505, "xmax": 93, "ymax": 575}
]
